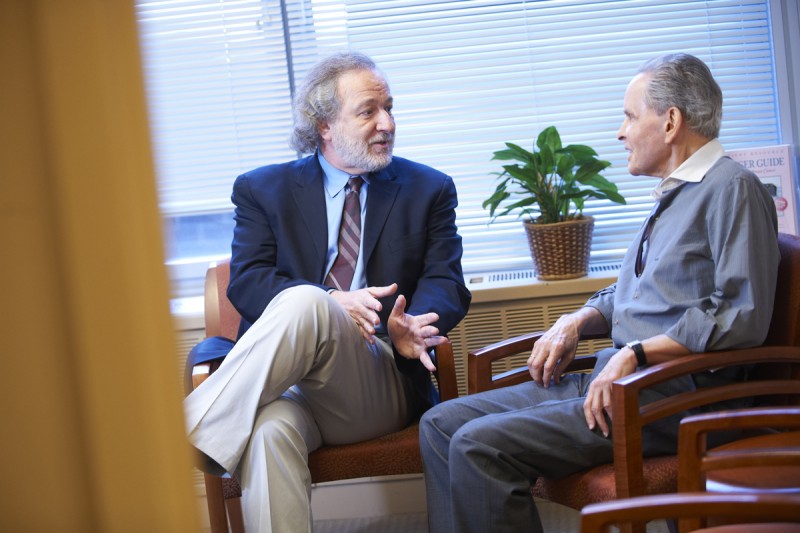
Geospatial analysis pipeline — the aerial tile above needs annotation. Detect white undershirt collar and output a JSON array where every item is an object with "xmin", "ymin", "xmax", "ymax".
[{"xmin": 652, "ymin": 138, "xmax": 725, "ymax": 199}]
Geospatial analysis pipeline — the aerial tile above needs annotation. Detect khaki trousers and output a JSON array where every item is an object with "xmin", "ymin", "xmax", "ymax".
[{"xmin": 184, "ymin": 285, "xmax": 413, "ymax": 532}]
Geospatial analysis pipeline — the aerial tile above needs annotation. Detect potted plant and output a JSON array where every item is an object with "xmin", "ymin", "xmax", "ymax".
[{"xmin": 483, "ymin": 125, "xmax": 626, "ymax": 280}]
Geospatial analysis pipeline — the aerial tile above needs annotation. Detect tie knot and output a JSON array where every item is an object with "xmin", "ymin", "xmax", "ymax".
[{"xmin": 347, "ymin": 176, "xmax": 363, "ymax": 194}]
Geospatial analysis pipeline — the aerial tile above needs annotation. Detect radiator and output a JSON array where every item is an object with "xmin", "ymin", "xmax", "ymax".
[{"xmin": 447, "ymin": 264, "xmax": 619, "ymax": 396}]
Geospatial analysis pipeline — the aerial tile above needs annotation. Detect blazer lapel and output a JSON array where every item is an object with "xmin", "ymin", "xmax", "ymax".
[
  {"xmin": 363, "ymin": 167, "xmax": 400, "ymax": 266},
  {"xmin": 291, "ymin": 157, "xmax": 328, "ymax": 269}
]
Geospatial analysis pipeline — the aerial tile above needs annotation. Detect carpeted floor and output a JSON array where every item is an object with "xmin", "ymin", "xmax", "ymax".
[
  {"xmin": 313, "ymin": 499, "xmax": 671, "ymax": 532},
  {"xmin": 314, "ymin": 512, "xmax": 427, "ymax": 533}
]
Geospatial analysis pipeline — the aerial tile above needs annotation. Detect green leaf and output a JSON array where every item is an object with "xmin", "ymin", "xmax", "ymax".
[
  {"xmin": 503, "ymin": 165, "xmax": 540, "ymax": 190},
  {"xmin": 484, "ymin": 125, "xmax": 625, "ymax": 225},
  {"xmin": 555, "ymin": 153, "xmax": 575, "ymax": 182},
  {"xmin": 574, "ymin": 159, "xmax": 612, "ymax": 183},
  {"xmin": 482, "ymin": 189, "xmax": 510, "ymax": 218},
  {"xmin": 561, "ymin": 144, "xmax": 598, "ymax": 163},
  {"xmin": 579, "ymin": 174, "xmax": 615, "ymax": 189},
  {"xmin": 537, "ymin": 126, "xmax": 562, "ymax": 152},
  {"xmin": 482, "ymin": 188, "xmax": 508, "ymax": 207},
  {"xmin": 600, "ymin": 189, "xmax": 627, "ymax": 205},
  {"xmin": 491, "ymin": 143, "xmax": 534, "ymax": 165},
  {"xmin": 539, "ymin": 144, "xmax": 555, "ymax": 178}
]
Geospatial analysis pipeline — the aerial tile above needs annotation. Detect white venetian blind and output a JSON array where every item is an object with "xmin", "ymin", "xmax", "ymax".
[
  {"xmin": 137, "ymin": 0, "xmax": 298, "ymax": 215},
  {"xmin": 136, "ymin": 0, "xmax": 780, "ymax": 280}
]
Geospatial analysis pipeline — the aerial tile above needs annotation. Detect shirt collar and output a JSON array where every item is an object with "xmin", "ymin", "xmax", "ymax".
[
  {"xmin": 317, "ymin": 151, "xmax": 370, "ymax": 198},
  {"xmin": 652, "ymin": 138, "xmax": 725, "ymax": 199}
]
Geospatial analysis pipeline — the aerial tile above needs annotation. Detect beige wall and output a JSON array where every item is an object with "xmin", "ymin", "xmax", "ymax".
[{"xmin": 0, "ymin": 1, "xmax": 198, "ymax": 531}]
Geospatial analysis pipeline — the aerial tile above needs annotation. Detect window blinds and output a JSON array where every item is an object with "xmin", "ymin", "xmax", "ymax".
[{"xmin": 136, "ymin": 0, "xmax": 779, "ymax": 278}]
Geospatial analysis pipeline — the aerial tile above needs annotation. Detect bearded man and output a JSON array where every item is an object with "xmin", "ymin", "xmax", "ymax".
[{"xmin": 183, "ymin": 51, "xmax": 471, "ymax": 532}]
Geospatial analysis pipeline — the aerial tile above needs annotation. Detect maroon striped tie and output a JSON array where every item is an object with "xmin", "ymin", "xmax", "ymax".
[{"xmin": 325, "ymin": 177, "xmax": 363, "ymax": 291}]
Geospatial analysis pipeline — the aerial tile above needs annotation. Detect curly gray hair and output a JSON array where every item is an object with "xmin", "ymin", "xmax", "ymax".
[
  {"xmin": 638, "ymin": 53, "xmax": 723, "ymax": 139},
  {"xmin": 289, "ymin": 51, "xmax": 380, "ymax": 154}
]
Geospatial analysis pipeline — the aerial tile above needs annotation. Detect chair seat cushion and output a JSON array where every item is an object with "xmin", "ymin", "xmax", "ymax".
[
  {"xmin": 309, "ymin": 424, "xmax": 423, "ymax": 484},
  {"xmin": 222, "ymin": 476, "xmax": 242, "ymax": 500},
  {"xmin": 532, "ymin": 455, "xmax": 678, "ymax": 510},
  {"xmin": 217, "ymin": 423, "xmax": 423, "ymax": 500}
]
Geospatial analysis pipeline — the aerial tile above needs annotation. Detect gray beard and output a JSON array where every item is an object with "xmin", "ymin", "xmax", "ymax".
[{"xmin": 330, "ymin": 129, "xmax": 394, "ymax": 173}]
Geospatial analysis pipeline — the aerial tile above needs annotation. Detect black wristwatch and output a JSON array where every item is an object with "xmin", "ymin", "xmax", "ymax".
[{"xmin": 626, "ymin": 340, "xmax": 647, "ymax": 367}]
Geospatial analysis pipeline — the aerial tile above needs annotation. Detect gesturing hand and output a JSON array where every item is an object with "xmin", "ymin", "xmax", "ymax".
[
  {"xmin": 582, "ymin": 348, "xmax": 637, "ymax": 437},
  {"xmin": 387, "ymin": 294, "xmax": 444, "ymax": 372},
  {"xmin": 330, "ymin": 284, "xmax": 398, "ymax": 342}
]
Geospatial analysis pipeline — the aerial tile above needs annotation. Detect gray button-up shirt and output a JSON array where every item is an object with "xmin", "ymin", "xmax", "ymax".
[{"xmin": 586, "ymin": 143, "xmax": 779, "ymax": 353}]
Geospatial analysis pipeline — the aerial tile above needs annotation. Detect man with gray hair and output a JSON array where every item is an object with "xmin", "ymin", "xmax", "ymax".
[
  {"xmin": 184, "ymin": 51, "xmax": 470, "ymax": 531},
  {"xmin": 420, "ymin": 53, "xmax": 779, "ymax": 532}
]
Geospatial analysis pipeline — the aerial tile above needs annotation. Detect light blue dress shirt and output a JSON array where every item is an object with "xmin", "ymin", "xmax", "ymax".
[{"xmin": 318, "ymin": 152, "xmax": 369, "ymax": 290}]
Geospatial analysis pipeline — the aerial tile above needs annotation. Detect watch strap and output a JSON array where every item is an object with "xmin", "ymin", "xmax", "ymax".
[{"xmin": 627, "ymin": 340, "xmax": 647, "ymax": 367}]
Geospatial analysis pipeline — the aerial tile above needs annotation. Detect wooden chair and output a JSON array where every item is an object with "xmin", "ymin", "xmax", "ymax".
[
  {"xmin": 467, "ymin": 232, "xmax": 800, "ymax": 533},
  {"xmin": 580, "ymin": 493, "xmax": 800, "ymax": 533},
  {"xmin": 195, "ymin": 258, "xmax": 460, "ymax": 533},
  {"xmin": 674, "ymin": 406, "xmax": 800, "ymax": 532},
  {"xmin": 679, "ymin": 406, "xmax": 800, "ymax": 495},
  {"xmin": 583, "ymin": 408, "xmax": 800, "ymax": 533}
]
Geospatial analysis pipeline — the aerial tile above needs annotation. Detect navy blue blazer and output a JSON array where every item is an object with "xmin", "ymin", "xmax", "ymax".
[{"xmin": 221, "ymin": 154, "xmax": 471, "ymax": 408}]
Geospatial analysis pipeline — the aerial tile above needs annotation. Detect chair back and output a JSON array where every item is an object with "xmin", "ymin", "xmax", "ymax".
[
  {"xmin": 765, "ymin": 233, "xmax": 800, "ymax": 346},
  {"xmin": 757, "ymin": 233, "xmax": 800, "ymax": 391},
  {"xmin": 204, "ymin": 259, "xmax": 240, "ymax": 340}
]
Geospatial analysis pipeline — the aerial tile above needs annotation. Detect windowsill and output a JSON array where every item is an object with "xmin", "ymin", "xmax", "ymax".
[
  {"xmin": 170, "ymin": 295, "xmax": 204, "ymax": 331},
  {"xmin": 465, "ymin": 263, "xmax": 619, "ymax": 304}
]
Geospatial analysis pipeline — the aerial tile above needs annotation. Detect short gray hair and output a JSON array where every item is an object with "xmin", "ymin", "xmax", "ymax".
[
  {"xmin": 638, "ymin": 53, "xmax": 723, "ymax": 139},
  {"xmin": 289, "ymin": 51, "xmax": 379, "ymax": 154}
]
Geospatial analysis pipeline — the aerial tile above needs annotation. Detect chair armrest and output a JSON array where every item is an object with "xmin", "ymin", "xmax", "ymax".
[
  {"xmin": 467, "ymin": 331, "xmax": 608, "ymax": 393},
  {"xmin": 434, "ymin": 339, "xmax": 459, "ymax": 401},
  {"xmin": 580, "ymin": 492, "xmax": 800, "ymax": 533},
  {"xmin": 613, "ymin": 346, "xmax": 800, "ymax": 431},
  {"xmin": 204, "ymin": 263, "xmax": 222, "ymax": 337},
  {"xmin": 614, "ymin": 346, "xmax": 800, "ymax": 393},
  {"xmin": 610, "ymin": 346, "xmax": 800, "ymax": 501},
  {"xmin": 191, "ymin": 365, "xmax": 211, "ymax": 391},
  {"xmin": 680, "ymin": 405, "xmax": 800, "ymax": 436}
]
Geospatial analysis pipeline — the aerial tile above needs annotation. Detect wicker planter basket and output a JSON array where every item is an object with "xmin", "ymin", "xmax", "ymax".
[{"xmin": 523, "ymin": 216, "xmax": 594, "ymax": 280}]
